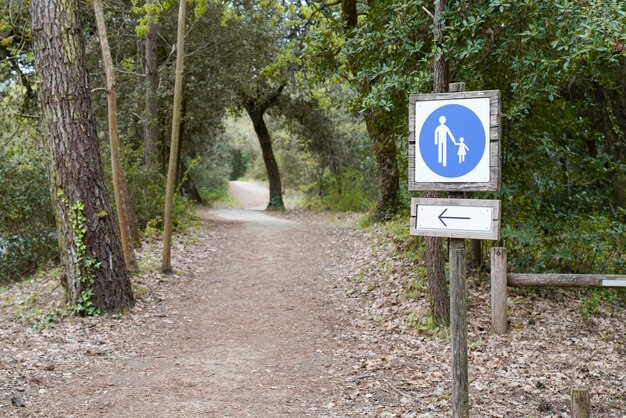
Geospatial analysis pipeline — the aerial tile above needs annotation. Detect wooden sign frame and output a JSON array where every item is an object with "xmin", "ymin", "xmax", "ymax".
[{"xmin": 408, "ymin": 90, "xmax": 501, "ymax": 192}]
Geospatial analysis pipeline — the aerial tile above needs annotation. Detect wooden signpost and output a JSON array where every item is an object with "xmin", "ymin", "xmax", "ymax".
[{"xmin": 409, "ymin": 82, "xmax": 501, "ymax": 417}]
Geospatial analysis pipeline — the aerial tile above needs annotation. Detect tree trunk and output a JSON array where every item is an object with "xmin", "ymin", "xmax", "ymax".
[
  {"xmin": 176, "ymin": 97, "xmax": 187, "ymax": 187},
  {"xmin": 469, "ymin": 238, "xmax": 482, "ymax": 270},
  {"xmin": 340, "ymin": 0, "xmax": 399, "ymax": 222},
  {"xmin": 143, "ymin": 4, "xmax": 159, "ymax": 168},
  {"xmin": 30, "ymin": 0, "xmax": 134, "ymax": 314},
  {"xmin": 365, "ymin": 110, "xmax": 400, "ymax": 222},
  {"xmin": 341, "ymin": 0, "xmax": 357, "ymax": 30},
  {"xmin": 248, "ymin": 110, "xmax": 285, "ymax": 211},
  {"xmin": 93, "ymin": 0, "xmax": 138, "ymax": 271},
  {"xmin": 162, "ymin": 0, "xmax": 187, "ymax": 274},
  {"xmin": 424, "ymin": 0, "xmax": 450, "ymax": 327}
]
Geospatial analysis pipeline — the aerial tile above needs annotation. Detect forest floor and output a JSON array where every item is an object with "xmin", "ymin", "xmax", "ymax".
[{"xmin": 1, "ymin": 182, "xmax": 625, "ymax": 417}]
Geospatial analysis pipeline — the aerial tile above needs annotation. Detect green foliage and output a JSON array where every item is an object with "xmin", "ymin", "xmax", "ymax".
[
  {"xmin": 123, "ymin": 160, "xmax": 167, "ymax": 229},
  {"xmin": 186, "ymin": 155, "xmax": 230, "ymax": 204},
  {"xmin": 304, "ymin": 0, "xmax": 626, "ymax": 282},
  {"xmin": 101, "ymin": 148, "xmax": 195, "ymax": 235},
  {"xmin": 0, "ymin": 105, "xmax": 56, "ymax": 284},
  {"xmin": 3, "ymin": 282, "xmax": 67, "ymax": 330},
  {"xmin": 580, "ymin": 289, "xmax": 626, "ymax": 319},
  {"xmin": 59, "ymin": 197, "xmax": 100, "ymax": 317},
  {"xmin": 303, "ymin": 170, "xmax": 374, "ymax": 212},
  {"xmin": 408, "ymin": 310, "xmax": 449, "ymax": 338},
  {"xmin": 132, "ymin": 0, "xmax": 210, "ymax": 36},
  {"xmin": 503, "ymin": 214, "xmax": 626, "ymax": 274},
  {"xmin": 380, "ymin": 214, "xmax": 424, "ymax": 257},
  {"xmin": 128, "ymin": 169, "xmax": 194, "ymax": 235},
  {"xmin": 229, "ymin": 147, "xmax": 250, "ymax": 180}
]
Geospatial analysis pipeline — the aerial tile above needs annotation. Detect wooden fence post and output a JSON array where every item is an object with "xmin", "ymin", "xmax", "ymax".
[
  {"xmin": 491, "ymin": 247, "xmax": 508, "ymax": 334},
  {"xmin": 450, "ymin": 244, "xmax": 468, "ymax": 417},
  {"xmin": 448, "ymin": 81, "xmax": 469, "ymax": 418},
  {"xmin": 572, "ymin": 388, "xmax": 590, "ymax": 418}
]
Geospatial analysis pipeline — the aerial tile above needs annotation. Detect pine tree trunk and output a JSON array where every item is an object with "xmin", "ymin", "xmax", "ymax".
[
  {"xmin": 31, "ymin": 0, "xmax": 134, "ymax": 314},
  {"xmin": 143, "ymin": 4, "xmax": 159, "ymax": 168},
  {"xmin": 425, "ymin": 0, "xmax": 450, "ymax": 327},
  {"xmin": 162, "ymin": 0, "xmax": 187, "ymax": 274},
  {"xmin": 364, "ymin": 111, "xmax": 400, "ymax": 222},
  {"xmin": 248, "ymin": 110, "xmax": 285, "ymax": 211},
  {"xmin": 93, "ymin": 0, "xmax": 138, "ymax": 271}
]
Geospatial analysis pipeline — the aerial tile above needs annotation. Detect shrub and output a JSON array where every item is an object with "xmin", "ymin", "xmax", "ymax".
[
  {"xmin": 502, "ymin": 214, "xmax": 626, "ymax": 274},
  {"xmin": 123, "ymin": 159, "xmax": 194, "ymax": 234},
  {"xmin": 0, "ymin": 151, "xmax": 57, "ymax": 283},
  {"xmin": 302, "ymin": 170, "xmax": 376, "ymax": 212}
]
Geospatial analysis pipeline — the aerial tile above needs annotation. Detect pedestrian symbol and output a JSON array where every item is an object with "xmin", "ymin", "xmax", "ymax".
[{"xmin": 415, "ymin": 98, "xmax": 490, "ymax": 183}]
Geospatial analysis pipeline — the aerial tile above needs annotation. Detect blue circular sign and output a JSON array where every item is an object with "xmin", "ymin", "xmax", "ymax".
[{"xmin": 419, "ymin": 104, "xmax": 485, "ymax": 178}]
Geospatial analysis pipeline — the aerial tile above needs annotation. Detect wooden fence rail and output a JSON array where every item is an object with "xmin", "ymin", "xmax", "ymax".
[
  {"xmin": 509, "ymin": 273, "xmax": 626, "ymax": 288},
  {"xmin": 490, "ymin": 247, "xmax": 623, "ymax": 416},
  {"xmin": 490, "ymin": 247, "xmax": 626, "ymax": 336}
]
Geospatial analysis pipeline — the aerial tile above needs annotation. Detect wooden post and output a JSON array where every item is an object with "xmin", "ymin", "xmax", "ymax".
[
  {"xmin": 449, "ymin": 241, "xmax": 468, "ymax": 417},
  {"xmin": 448, "ymin": 81, "xmax": 469, "ymax": 418},
  {"xmin": 571, "ymin": 387, "xmax": 590, "ymax": 418},
  {"xmin": 491, "ymin": 247, "xmax": 508, "ymax": 334}
]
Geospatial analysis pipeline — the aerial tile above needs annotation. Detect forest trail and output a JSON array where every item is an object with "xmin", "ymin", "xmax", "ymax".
[
  {"xmin": 17, "ymin": 182, "xmax": 357, "ymax": 417},
  {"xmin": 3, "ymin": 183, "xmax": 626, "ymax": 416}
]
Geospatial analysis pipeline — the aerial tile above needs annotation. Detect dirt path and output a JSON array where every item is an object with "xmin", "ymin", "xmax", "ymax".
[
  {"xmin": 11, "ymin": 182, "xmax": 356, "ymax": 417},
  {"xmin": 4, "ymin": 183, "xmax": 625, "ymax": 416}
]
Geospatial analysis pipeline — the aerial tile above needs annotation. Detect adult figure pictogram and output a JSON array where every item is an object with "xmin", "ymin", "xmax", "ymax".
[{"xmin": 434, "ymin": 116, "xmax": 456, "ymax": 167}]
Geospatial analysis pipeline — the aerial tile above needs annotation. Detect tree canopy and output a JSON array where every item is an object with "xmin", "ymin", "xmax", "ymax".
[{"xmin": 1, "ymin": 0, "xmax": 624, "ymax": 287}]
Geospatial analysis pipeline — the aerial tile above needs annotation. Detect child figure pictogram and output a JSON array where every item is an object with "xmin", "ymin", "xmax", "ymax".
[{"xmin": 456, "ymin": 137, "xmax": 469, "ymax": 163}]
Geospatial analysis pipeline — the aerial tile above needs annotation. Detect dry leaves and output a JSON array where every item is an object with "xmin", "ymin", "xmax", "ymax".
[
  {"xmin": 323, "ymin": 222, "xmax": 626, "ymax": 417},
  {"xmin": 0, "ymin": 212, "xmax": 624, "ymax": 417}
]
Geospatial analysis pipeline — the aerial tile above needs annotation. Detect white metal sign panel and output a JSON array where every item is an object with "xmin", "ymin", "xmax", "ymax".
[
  {"xmin": 603, "ymin": 280, "xmax": 626, "ymax": 287},
  {"xmin": 410, "ymin": 198, "xmax": 500, "ymax": 240},
  {"xmin": 417, "ymin": 205, "xmax": 492, "ymax": 231},
  {"xmin": 415, "ymin": 98, "xmax": 490, "ymax": 183},
  {"xmin": 408, "ymin": 90, "xmax": 500, "ymax": 192}
]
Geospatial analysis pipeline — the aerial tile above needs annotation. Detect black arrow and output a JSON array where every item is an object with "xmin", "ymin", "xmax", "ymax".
[{"xmin": 438, "ymin": 208, "xmax": 471, "ymax": 227}]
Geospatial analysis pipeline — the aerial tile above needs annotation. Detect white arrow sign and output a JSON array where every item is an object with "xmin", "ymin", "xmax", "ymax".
[{"xmin": 410, "ymin": 198, "xmax": 500, "ymax": 240}]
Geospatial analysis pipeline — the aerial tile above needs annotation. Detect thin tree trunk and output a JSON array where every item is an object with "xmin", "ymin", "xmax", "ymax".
[
  {"xmin": 425, "ymin": 0, "xmax": 450, "ymax": 327},
  {"xmin": 176, "ymin": 97, "xmax": 187, "ymax": 187},
  {"xmin": 248, "ymin": 110, "xmax": 285, "ymax": 211},
  {"xmin": 365, "ymin": 110, "xmax": 400, "ymax": 222},
  {"xmin": 469, "ymin": 239, "xmax": 482, "ymax": 270},
  {"xmin": 144, "ymin": 4, "xmax": 159, "ymax": 168},
  {"xmin": 341, "ymin": 0, "xmax": 357, "ymax": 30},
  {"xmin": 93, "ymin": 0, "xmax": 137, "ymax": 272},
  {"xmin": 162, "ymin": 0, "xmax": 186, "ymax": 274},
  {"xmin": 31, "ymin": 0, "xmax": 134, "ymax": 314}
]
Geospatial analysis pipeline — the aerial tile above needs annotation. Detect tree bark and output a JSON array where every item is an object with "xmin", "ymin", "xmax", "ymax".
[
  {"xmin": 425, "ymin": 0, "xmax": 450, "ymax": 327},
  {"xmin": 248, "ymin": 109, "xmax": 285, "ymax": 211},
  {"xmin": 31, "ymin": 0, "xmax": 134, "ymax": 314},
  {"xmin": 469, "ymin": 238, "xmax": 482, "ymax": 270},
  {"xmin": 364, "ymin": 110, "xmax": 400, "ymax": 222},
  {"xmin": 143, "ymin": 4, "xmax": 159, "ymax": 168},
  {"xmin": 176, "ymin": 97, "xmax": 187, "ymax": 187},
  {"xmin": 162, "ymin": 0, "xmax": 187, "ymax": 274},
  {"xmin": 93, "ymin": 0, "xmax": 137, "ymax": 272},
  {"xmin": 341, "ymin": 0, "xmax": 357, "ymax": 30}
]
